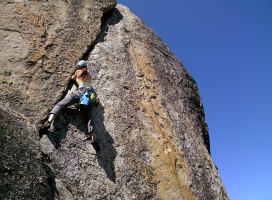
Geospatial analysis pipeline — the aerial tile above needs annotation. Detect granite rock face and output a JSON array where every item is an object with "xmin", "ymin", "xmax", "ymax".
[
  {"xmin": 0, "ymin": 1, "xmax": 228, "ymax": 199},
  {"xmin": 0, "ymin": 0, "xmax": 116, "ymax": 124}
]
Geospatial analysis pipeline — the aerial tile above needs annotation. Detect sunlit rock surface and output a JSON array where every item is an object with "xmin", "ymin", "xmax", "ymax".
[{"xmin": 0, "ymin": 1, "xmax": 228, "ymax": 199}]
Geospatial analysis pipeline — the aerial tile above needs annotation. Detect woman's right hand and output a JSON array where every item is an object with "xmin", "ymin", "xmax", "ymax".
[{"xmin": 71, "ymin": 70, "xmax": 79, "ymax": 80}]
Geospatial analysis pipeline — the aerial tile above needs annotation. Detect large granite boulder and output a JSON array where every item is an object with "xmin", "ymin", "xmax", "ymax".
[{"xmin": 0, "ymin": 1, "xmax": 228, "ymax": 199}]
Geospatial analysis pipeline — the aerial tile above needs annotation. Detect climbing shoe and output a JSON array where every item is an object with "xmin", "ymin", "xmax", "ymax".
[
  {"xmin": 89, "ymin": 132, "xmax": 96, "ymax": 144},
  {"xmin": 82, "ymin": 132, "xmax": 96, "ymax": 143},
  {"xmin": 42, "ymin": 121, "xmax": 54, "ymax": 132}
]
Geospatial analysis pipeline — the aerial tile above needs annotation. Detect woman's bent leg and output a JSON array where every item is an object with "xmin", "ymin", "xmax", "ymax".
[
  {"xmin": 50, "ymin": 94, "xmax": 77, "ymax": 117},
  {"xmin": 82, "ymin": 105, "xmax": 96, "ymax": 142}
]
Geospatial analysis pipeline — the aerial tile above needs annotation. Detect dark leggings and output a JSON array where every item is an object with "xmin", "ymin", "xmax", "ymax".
[{"xmin": 50, "ymin": 88, "xmax": 94, "ymax": 133}]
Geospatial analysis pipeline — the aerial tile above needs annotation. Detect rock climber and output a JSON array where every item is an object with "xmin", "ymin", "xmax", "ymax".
[{"xmin": 44, "ymin": 60, "xmax": 97, "ymax": 143}]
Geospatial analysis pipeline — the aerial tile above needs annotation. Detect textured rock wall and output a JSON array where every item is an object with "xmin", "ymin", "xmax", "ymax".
[
  {"xmin": 0, "ymin": 0, "xmax": 117, "ymax": 199},
  {"xmin": 0, "ymin": 0, "xmax": 116, "ymax": 125},
  {"xmin": 0, "ymin": 105, "xmax": 50, "ymax": 199},
  {"xmin": 0, "ymin": 1, "xmax": 228, "ymax": 199}
]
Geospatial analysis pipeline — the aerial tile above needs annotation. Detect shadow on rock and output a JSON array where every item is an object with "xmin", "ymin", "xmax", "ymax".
[
  {"xmin": 93, "ymin": 103, "xmax": 117, "ymax": 183},
  {"xmin": 62, "ymin": 103, "xmax": 118, "ymax": 183},
  {"xmin": 41, "ymin": 162, "xmax": 58, "ymax": 200},
  {"xmin": 40, "ymin": 103, "xmax": 117, "ymax": 183}
]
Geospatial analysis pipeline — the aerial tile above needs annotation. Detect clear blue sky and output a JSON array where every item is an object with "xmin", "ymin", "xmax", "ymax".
[{"xmin": 118, "ymin": 1, "xmax": 272, "ymax": 199}]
